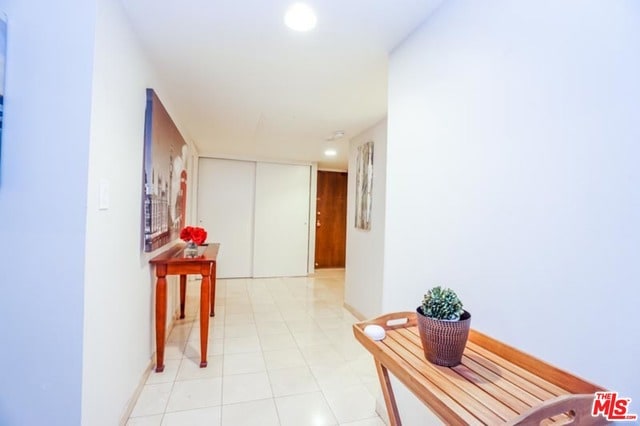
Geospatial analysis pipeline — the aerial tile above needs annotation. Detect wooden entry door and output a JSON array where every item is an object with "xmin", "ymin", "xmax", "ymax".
[{"xmin": 314, "ymin": 171, "xmax": 348, "ymax": 268}]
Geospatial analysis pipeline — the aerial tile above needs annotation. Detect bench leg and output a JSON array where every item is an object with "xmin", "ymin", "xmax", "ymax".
[{"xmin": 375, "ymin": 360, "xmax": 402, "ymax": 426}]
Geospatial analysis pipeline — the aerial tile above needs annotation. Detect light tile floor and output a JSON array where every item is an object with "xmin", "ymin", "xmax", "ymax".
[{"xmin": 127, "ymin": 269, "xmax": 386, "ymax": 426}]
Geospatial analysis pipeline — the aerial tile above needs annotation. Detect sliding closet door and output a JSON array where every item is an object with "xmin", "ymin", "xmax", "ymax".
[
  {"xmin": 197, "ymin": 158, "xmax": 255, "ymax": 278},
  {"xmin": 253, "ymin": 162, "xmax": 310, "ymax": 277}
]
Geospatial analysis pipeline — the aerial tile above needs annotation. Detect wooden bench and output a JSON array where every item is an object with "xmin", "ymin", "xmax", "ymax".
[{"xmin": 353, "ymin": 312, "xmax": 609, "ymax": 425}]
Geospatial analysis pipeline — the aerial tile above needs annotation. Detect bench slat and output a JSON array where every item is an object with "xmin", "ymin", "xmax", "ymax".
[
  {"xmin": 459, "ymin": 354, "xmax": 545, "ymax": 407},
  {"xmin": 407, "ymin": 326, "xmax": 572, "ymax": 399},
  {"xmin": 391, "ymin": 329, "xmax": 523, "ymax": 421},
  {"xmin": 385, "ymin": 330, "xmax": 506, "ymax": 424},
  {"xmin": 465, "ymin": 342, "xmax": 571, "ymax": 397},
  {"xmin": 468, "ymin": 330, "xmax": 605, "ymax": 394}
]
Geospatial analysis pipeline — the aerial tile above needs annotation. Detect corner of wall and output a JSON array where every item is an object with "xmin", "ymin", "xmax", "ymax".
[{"xmin": 344, "ymin": 118, "xmax": 388, "ymax": 319}]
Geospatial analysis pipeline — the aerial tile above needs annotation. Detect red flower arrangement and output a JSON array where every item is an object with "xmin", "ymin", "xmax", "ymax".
[{"xmin": 180, "ymin": 226, "xmax": 208, "ymax": 245}]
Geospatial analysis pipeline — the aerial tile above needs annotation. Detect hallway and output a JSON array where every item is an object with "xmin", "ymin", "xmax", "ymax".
[{"xmin": 127, "ymin": 270, "xmax": 385, "ymax": 426}]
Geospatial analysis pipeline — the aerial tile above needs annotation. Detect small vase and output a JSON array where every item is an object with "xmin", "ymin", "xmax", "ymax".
[{"xmin": 184, "ymin": 241, "xmax": 199, "ymax": 257}]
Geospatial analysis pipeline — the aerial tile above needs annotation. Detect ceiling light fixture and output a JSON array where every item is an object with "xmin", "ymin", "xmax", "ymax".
[
  {"xmin": 324, "ymin": 149, "xmax": 337, "ymax": 157},
  {"xmin": 284, "ymin": 3, "xmax": 317, "ymax": 32},
  {"xmin": 324, "ymin": 130, "xmax": 346, "ymax": 141}
]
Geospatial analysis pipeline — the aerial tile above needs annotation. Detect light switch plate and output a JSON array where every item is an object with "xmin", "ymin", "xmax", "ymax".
[{"xmin": 99, "ymin": 179, "xmax": 110, "ymax": 210}]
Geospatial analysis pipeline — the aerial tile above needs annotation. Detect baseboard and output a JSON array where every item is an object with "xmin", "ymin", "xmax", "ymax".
[
  {"xmin": 119, "ymin": 360, "xmax": 154, "ymax": 426},
  {"xmin": 119, "ymin": 309, "xmax": 181, "ymax": 425},
  {"xmin": 343, "ymin": 302, "xmax": 367, "ymax": 321}
]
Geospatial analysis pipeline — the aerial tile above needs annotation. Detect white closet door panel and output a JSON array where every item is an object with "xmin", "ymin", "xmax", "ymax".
[
  {"xmin": 253, "ymin": 162, "xmax": 310, "ymax": 277},
  {"xmin": 197, "ymin": 158, "xmax": 255, "ymax": 278}
]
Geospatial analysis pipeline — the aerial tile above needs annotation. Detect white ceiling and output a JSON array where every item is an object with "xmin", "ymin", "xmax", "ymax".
[{"xmin": 121, "ymin": 0, "xmax": 442, "ymax": 169}]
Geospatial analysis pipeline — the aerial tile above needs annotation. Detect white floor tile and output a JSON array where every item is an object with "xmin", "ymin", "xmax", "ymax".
[
  {"xmin": 211, "ymin": 308, "xmax": 226, "ymax": 318},
  {"xmin": 221, "ymin": 399, "xmax": 280, "ymax": 426},
  {"xmin": 187, "ymin": 326, "xmax": 223, "ymax": 338},
  {"xmin": 263, "ymin": 348, "xmax": 307, "ymax": 370},
  {"xmin": 308, "ymin": 308, "xmax": 343, "ymax": 319},
  {"xmin": 332, "ymin": 341, "xmax": 370, "ymax": 361},
  {"xmin": 316, "ymin": 317, "xmax": 349, "ymax": 332},
  {"xmin": 208, "ymin": 338, "xmax": 225, "ymax": 356},
  {"xmin": 268, "ymin": 366, "xmax": 320, "ymax": 397},
  {"xmin": 167, "ymin": 326, "xmax": 192, "ymax": 343},
  {"xmin": 324, "ymin": 329, "xmax": 359, "ymax": 346},
  {"xmin": 360, "ymin": 378, "xmax": 383, "ymax": 402},
  {"xmin": 256, "ymin": 321, "xmax": 290, "ymax": 336},
  {"xmin": 275, "ymin": 392, "xmax": 338, "ymax": 426},
  {"xmin": 299, "ymin": 344, "xmax": 345, "ymax": 366},
  {"xmin": 224, "ymin": 313, "xmax": 255, "ymax": 324},
  {"xmin": 251, "ymin": 303, "xmax": 279, "ymax": 314},
  {"xmin": 323, "ymin": 384, "xmax": 377, "ymax": 423},
  {"xmin": 258, "ymin": 332, "xmax": 298, "ymax": 351},
  {"xmin": 293, "ymin": 331, "xmax": 332, "ymax": 347},
  {"xmin": 285, "ymin": 319, "xmax": 322, "ymax": 333},
  {"xmin": 146, "ymin": 359, "xmax": 181, "ymax": 385},
  {"xmin": 223, "ymin": 336, "xmax": 261, "ymax": 354},
  {"xmin": 224, "ymin": 323, "xmax": 258, "ymax": 338},
  {"xmin": 176, "ymin": 356, "xmax": 223, "ymax": 381},
  {"xmin": 165, "ymin": 377, "xmax": 223, "ymax": 412},
  {"xmin": 222, "ymin": 372, "xmax": 273, "ymax": 405},
  {"xmin": 161, "ymin": 406, "xmax": 221, "ymax": 426},
  {"xmin": 254, "ymin": 311, "xmax": 285, "ymax": 322},
  {"xmin": 183, "ymin": 341, "xmax": 207, "ymax": 359},
  {"xmin": 131, "ymin": 383, "xmax": 173, "ymax": 417},
  {"xmin": 163, "ymin": 341, "xmax": 188, "ymax": 360},
  {"xmin": 225, "ymin": 304, "xmax": 254, "ymax": 315},
  {"xmin": 279, "ymin": 309, "xmax": 311, "ymax": 321},
  {"xmin": 347, "ymin": 356, "xmax": 378, "ymax": 383},
  {"xmin": 309, "ymin": 363, "xmax": 362, "ymax": 391},
  {"xmin": 223, "ymin": 351, "xmax": 266, "ymax": 375},
  {"xmin": 204, "ymin": 324, "xmax": 225, "ymax": 338}
]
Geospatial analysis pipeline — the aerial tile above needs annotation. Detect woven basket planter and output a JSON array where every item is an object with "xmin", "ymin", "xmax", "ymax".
[{"xmin": 416, "ymin": 307, "xmax": 471, "ymax": 367}]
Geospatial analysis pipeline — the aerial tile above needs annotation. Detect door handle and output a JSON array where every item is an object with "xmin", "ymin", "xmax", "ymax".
[{"xmin": 316, "ymin": 220, "xmax": 321, "ymax": 227}]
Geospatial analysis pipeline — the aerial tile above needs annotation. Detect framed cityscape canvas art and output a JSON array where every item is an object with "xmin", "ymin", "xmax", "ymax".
[{"xmin": 142, "ymin": 89, "xmax": 189, "ymax": 252}]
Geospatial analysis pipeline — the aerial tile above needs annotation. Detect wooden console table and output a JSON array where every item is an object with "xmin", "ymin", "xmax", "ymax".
[
  {"xmin": 149, "ymin": 243, "xmax": 219, "ymax": 372},
  {"xmin": 353, "ymin": 312, "xmax": 609, "ymax": 426}
]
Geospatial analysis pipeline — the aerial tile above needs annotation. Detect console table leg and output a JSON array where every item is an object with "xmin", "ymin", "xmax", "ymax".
[
  {"xmin": 179, "ymin": 275, "xmax": 187, "ymax": 319},
  {"xmin": 199, "ymin": 273, "xmax": 211, "ymax": 368},
  {"xmin": 376, "ymin": 360, "xmax": 402, "ymax": 426},
  {"xmin": 155, "ymin": 274, "xmax": 167, "ymax": 373}
]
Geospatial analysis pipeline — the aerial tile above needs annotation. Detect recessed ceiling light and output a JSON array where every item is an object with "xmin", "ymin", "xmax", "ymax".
[
  {"xmin": 284, "ymin": 3, "xmax": 317, "ymax": 32},
  {"xmin": 324, "ymin": 149, "xmax": 337, "ymax": 157}
]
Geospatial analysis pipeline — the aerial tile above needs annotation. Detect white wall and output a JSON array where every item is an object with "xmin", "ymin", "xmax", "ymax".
[
  {"xmin": 384, "ymin": 0, "xmax": 640, "ymax": 421},
  {"xmin": 81, "ymin": 0, "xmax": 194, "ymax": 424},
  {"xmin": 0, "ymin": 0, "xmax": 95, "ymax": 424},
  {"xmin": 345, "ymin": 119, "xmax": 387, "ymax": 319}
]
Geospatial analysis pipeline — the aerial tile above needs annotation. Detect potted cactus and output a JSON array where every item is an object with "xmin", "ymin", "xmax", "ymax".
[{"xmin": 416, "ymin": 286, "xmax": 471, "ymax": 367}]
